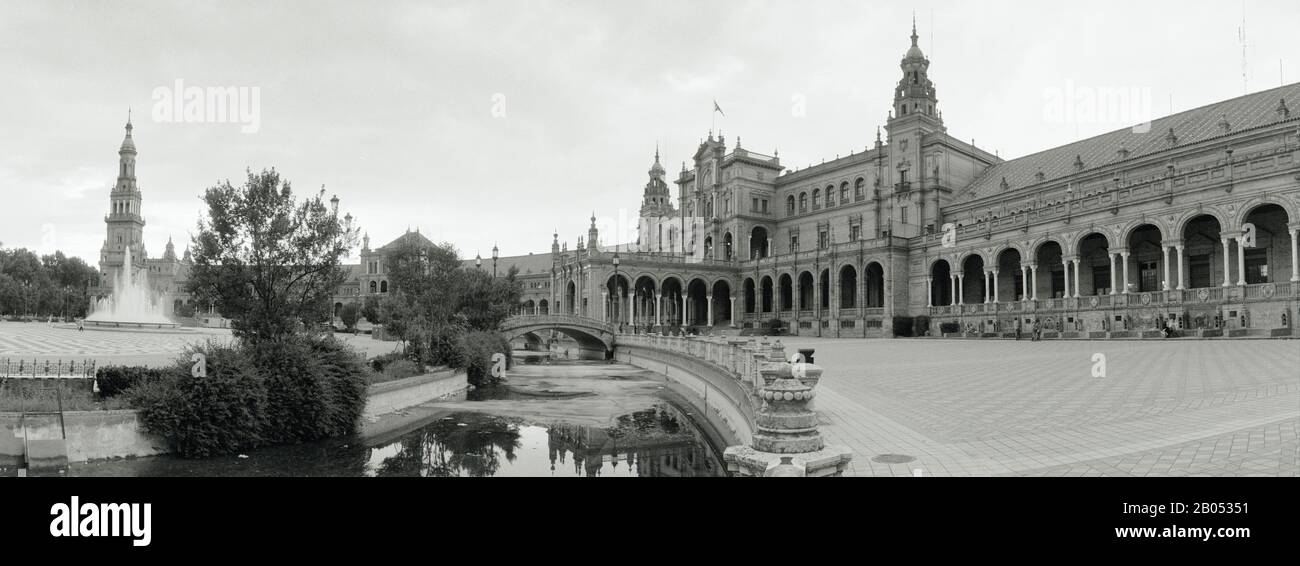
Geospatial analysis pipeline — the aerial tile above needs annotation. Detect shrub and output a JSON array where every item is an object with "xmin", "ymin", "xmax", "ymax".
[
  {"xmin": 96, "ymin": 366, "xmax": 167, "ymax": 398},
  {"xmin": 369, "ymin": 351, "xmax": 407, "ymax": 373},
  {"xmin": 253, "ymin": 336, "xmax": 368, "ymax": 445},
  {"xmin": 427, "ymin": 324, "xmax": 465, "ymax": 368},
  {"xmin": 382, "ymin": 359, "xmax": 423, "ymax": 380},
  {"xmin": 939, "ymin": 321, "xmax": 960, "ymax": 334},
  {"xmin": 127, "ymin": 336, "xmax": 368, "ymax": 458},
  {"xmin": 892, "ymin": 316, "xmax": 915, "ymax": 337},
  {"xmin": 339, "ymin": 302, "xmax": 360, "ymax": 331},
  {"xmin": 912, "ymin": 315, "xmax": 931, "ymax": 337},
  {"xmin": 128, "ymin": 342, "xmax": 268, "ymax": 458},
  {"xmin": 457, "ymin": 330, "xmax": 511, "ymax": 388}
]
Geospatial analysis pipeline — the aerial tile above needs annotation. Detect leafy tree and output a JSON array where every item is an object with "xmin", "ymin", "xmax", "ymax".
[
  {"xmin": 186, "ymin": 168, "xmax": 358, "ymax": 345},
  {"xmin": 361, "ymin": 294, "xmax": 383, "ymax": 325},
  {"xmin": 339, "ymin": 302, "xmax": 360, "ymax": 331}
]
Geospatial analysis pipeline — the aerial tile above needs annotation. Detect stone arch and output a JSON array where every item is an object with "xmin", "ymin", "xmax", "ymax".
[
  {"xmin": 838, "ymin": 264, "xmax": 857, "ymax": 309},
  {"xmin": 743, "ymin": 277, "xmax": 756, "ymax": 314},
  {"xmin": 777, "ymin": 272, "xmax": 794, "ymax": 311},
  {"xmin": 863, "ymin": 261, "xmax": 885, "ymax": 308},
  {"xmin": 1119, "ymin": 218, "xmax": 1170, "ymax": 246},
  {"xmin": 797, "ymin": 270, "xmax": 815, "ymax": 311},
  {"xmin": 1233, "ymin": 195, "xmax": 1300, "ymax": 229},
  {"xmin": 1173, "ymin": 207, "xmax": 1230, "ymax": 239}
]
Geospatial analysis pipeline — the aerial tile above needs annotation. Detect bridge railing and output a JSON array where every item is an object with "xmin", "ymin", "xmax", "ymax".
[
  {"xmin": 613, "ymin": 332, "xmax": 791, "ymax": 390},
  {"xmin": 501, "ymin": 313, "xmax": 615, "ymax": 334}
]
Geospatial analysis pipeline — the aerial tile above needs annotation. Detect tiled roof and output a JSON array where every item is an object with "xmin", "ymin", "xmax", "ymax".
[
  {"xmin": 460, "ymin": 252, "xmax": 552, "ymax": 276},
  {"xmin": 953, "ymin": 82, "xmax": 1300, "ymax": 204}
]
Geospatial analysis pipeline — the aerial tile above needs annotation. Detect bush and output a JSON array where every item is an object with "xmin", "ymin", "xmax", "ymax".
[
  {"xmin": 95, "ymin": 366, "xmax": 167, "ymax": 398},
  {"xmin": 340, "ymin": 302, "xmax": 360, "ymax": 331},
  {"xmin": 369, "ymin": 351, "xmax": 407, "ymax": 373},
  {"xmin": 382, "ymin": 359, "xmax": 423, "ymax": 380},
  {"xmin": 427, "ymin": 325, "xmax": 465, "ymax": 368},
  {"xmin": 252, "ymin": 336, "xmax": 369, "ymax": 445},
  {"xmin": 912, "ymin": 315, "xmax": 931, "ymax": 337},
  {"xmin": 892, "ymin": 316, "xmax": 915, "ymax": 337},
  {"xmin": 457, "ymin": 330, "xmax": 511, "ymax": 388},
  {"xmin": 939, "ymin": 321, "xmax": 960, "ymax": 334},
  {"xmin": 127, "ymin": 336, "xmax": 368, "ymax": 458},
  {"xmin": 128, "ymin": 342, "xmax": 269, "ymax": 458}
]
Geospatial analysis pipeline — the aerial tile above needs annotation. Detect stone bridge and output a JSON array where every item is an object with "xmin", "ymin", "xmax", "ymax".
[{"xmin": 499, "ymin": 314, "xmax": 617, "ymax": 358}]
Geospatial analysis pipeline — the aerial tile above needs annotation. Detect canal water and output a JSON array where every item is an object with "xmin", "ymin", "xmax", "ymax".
[{"xmin": 67, "ymin": 357, "xmax": 731, "ymax": 477}]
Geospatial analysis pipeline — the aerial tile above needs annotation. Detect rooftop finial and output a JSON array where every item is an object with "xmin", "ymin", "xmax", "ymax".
[{"xmin": 911, "ymin": 12, "xmax": 918, "ymax": 46}]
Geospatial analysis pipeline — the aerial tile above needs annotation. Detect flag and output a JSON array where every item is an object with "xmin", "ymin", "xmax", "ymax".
[{"xmin": 713, "ymin": 99, "xmax": 725, "ymax": 117}]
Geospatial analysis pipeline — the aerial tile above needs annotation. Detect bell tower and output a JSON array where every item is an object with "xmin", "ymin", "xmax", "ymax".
[{"xmin": 99, "ymin": 112, "xmax": 147, "ymax": 288}]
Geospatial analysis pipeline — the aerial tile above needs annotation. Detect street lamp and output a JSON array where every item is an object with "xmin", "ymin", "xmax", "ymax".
[
  {"xmin": 475, "ymin": 253, "xmax": 482, "ymax": 269},
  {"xmin": 492, "ymin": 244, "xmax": 499, "ymax": 278}
]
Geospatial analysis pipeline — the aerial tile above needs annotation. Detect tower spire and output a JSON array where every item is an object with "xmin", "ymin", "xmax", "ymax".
[{"xmin": 911, "ymin": 12, "xmax": 918, "ymax": 46}]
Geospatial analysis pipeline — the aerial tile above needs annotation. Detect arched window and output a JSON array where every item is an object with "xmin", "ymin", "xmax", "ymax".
[
  {"xmin": 380, "ymin": 280, "xmax": 388, "ymax": 293},
  {"xmin": 854, "ymin": 177, "xmax": 865, "ymax": 200},
  {"xmin": 786, "ymin": 195, "xmax": 795, "ymax": 215},
  {"xmin": 799, "ymin": 192, "xmax": 807, "ymax": 213},
  {"xmin": 840, "ymin": 182, "xmax": 849, "ymax": 203},
  {"xmin": 369, "ymin": 281, "xmax": 377, "ymax": 293},
  {"xmin": 826, "ymin": 186, "xmax": 835, "ymax": 207},
  {"xmin": 812, "ymin": 189, "xmax": 821, "ymax": 209}
]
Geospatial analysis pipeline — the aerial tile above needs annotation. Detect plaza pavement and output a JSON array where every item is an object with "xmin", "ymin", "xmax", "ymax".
[
  {"xmin": 0, "ymin": 323, "xmax": 400, "ymax": 367},
  {"xmin": 772, "ymin": 336, "xmax": 1299, "ymax": 477}
]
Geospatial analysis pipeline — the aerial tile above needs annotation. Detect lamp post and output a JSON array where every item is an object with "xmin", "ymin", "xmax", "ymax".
[
  {"xmin": 475, "ymin": 253, "xmax": 482, "ymax": 269},
  {"xmin": 492, "ymin": 244, "xmax": 499, "ymax": 278}
]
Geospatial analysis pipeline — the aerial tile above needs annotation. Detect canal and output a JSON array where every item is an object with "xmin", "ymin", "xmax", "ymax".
[{"xmin": 68, "ymin": 356, "xmax": 732, "ymax": 477}]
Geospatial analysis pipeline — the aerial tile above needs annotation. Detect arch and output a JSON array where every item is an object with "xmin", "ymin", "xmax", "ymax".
[
  {"xmin": 333, "ymin": 302, "xmax": 343, "ymax": 317},
  {"xmin": 839, "ymin": 181, "xmax": 850, "ymax": 205},
  {"xmin": 703, "ymin": 236, "xmax": 714, "ymax": 260},
  {"xmin": 854, "ymin": 177, "xmax": 865, "ymax": 200},
  {"xmin": 760, "ymin": 275, "xmax": 774, "ymax": 313},
  {"xmin": 799, "ymin": 191, "xmax": 808, "ymax": 213},
  {"xmin": 1181, "ymin": 213, "xmax": 1224, "ymax": 289},
  {"xmin": 1076, "ymin": 232, "xmax": 1111, "ymax": 296},
  {"xmin": 786, "ymin": 195, "xmax": 795, "ymax": 215},
  {"xmin": 777, "ymin": 273, "xmax": 793, "ymax": 311},
  {"xmin": 1034, "ymin": 240, "xmax": 1065, "ymax": 298},
  {"xmin": 825, "ymin": 185, "xmax": 836, "ymax": 207},
  {"xmin": 565, "ymin": 280, "xmax": 577, "ymax": 314},
  {"xmin": 1124, "ymin": 223, "xmax": 1165, "ymax": 292},
  {"xmin": 723, "ymin": 232, "xmax": 734, "ymax": 260},
  {"xmin": 633, "ymin": 275, "xmax": 658, "ymax": 327},
  {"xmin": 750, "ymin": 226, "xmax": 770, "ymax": 259},
  {"xmin": 499, "ymin": 318, "xmax": 613, "ymax": 360},
  {"xmin": 797, "ymin": 271, "xmax": 815, "ymax": 311},
  {"xmin": 995, "ymin": 248, "xmax": 1024, "ymax": 301},
  {"xmin": 538, "ymin": 298, "xmax": 549, "ymax": 315},
  {"xmin": 686, "ymin": 278, "xmax": 709, "ymax": 326},
  {"xmin": 711, "ymin": 279, "xmax": 733, "ymax": 326},
  {"xmin": 838, "ymin": 265, "xmax": 857, "ymax": 308},
  {"xmin": 743, "ymin": 277, "xmax": 756, "ymax": 314},
  {"xmin": 521, "ymin": 299, "xmax": 536, "ymax": 314},
  {"xmin": 369, "ymin": 280, "xmax": 377, "ymax": 294},
  {"xmin": 960, "ymin": 254, "xmax": 986, "ymax": 304},
  {"xmin": 380, "ymin": 280, "xmax": 388, "ymax": 293},
  {"xmin": 1174, "ymin": 208, "xmax": 1229, "ymax": 239},
  {"xmin": 863, "ymin": 262, "xmax": 884, "ymax": 308},
  {"xmin": 1240, "ymin": 203, "xmax": 1293, "ymax": 284},
  {"xmin": 1233, "ymin": 195, "xmax": 1299, "ymax": 229},
  {"xmin": 930, "ymin": 259, "xmax": 953, "ymax": 306},
  {"xmin": 660, "ymin": 276, "xmax": 685, "ymax": 327}
]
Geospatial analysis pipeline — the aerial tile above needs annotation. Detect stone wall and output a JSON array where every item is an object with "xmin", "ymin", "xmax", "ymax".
[{"xmin": 613, "ymin": 343, "xmax": 756, "ymax": 445}]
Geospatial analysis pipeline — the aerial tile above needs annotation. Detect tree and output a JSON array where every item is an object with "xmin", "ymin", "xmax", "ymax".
[
  {"xmin": 361, "ymin": 294, "xmax": 383, "ymax": 325},
  {"xmin": 459, "ymin": 265, "xmax": 522, "ymax": 331},
  {"xmin": 339, "ymin": 302, "xmax": 360, "ymax": 331},
  {"xmin": 187, "ymin": 168, "xmax": 358, "ymax": 345}
]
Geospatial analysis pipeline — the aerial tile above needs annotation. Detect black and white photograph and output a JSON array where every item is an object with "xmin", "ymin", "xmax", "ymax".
[{"xmin": 0, "ymin": 0, "xmax": 1296, "ymax": 551}]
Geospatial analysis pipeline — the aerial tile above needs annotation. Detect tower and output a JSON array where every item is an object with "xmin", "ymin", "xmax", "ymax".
[
  {"xmin": 638, "ymin": 147, "xmax": 678, "ymax": 253},
  {"xmin": 99, "ymin": 113, "xmax": 147, "ymax": 288},
  {"xmin": 884, "ymin": 18, "xmax": 945, "ymax": 238}
]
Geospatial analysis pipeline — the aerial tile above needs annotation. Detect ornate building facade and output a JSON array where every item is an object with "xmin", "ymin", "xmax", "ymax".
[{"xmin": 538, "ymin": 23, "xmax": 1300, "ymax": 338}]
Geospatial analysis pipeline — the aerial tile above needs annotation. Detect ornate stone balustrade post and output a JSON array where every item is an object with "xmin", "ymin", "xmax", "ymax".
[{"xmin": 724, "ymin": 359, "xmax": 852, "ymax": 477}]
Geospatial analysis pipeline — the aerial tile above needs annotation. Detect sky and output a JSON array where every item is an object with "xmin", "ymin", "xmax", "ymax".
[{"xmin": 1, "ymin": 0, "xmax": 1298, "ymax": 267}]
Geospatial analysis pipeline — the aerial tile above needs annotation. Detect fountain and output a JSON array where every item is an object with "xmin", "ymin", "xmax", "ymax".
[{"xmin": 85, "ymin": 246, "xmax": 180, "ymax": 329}]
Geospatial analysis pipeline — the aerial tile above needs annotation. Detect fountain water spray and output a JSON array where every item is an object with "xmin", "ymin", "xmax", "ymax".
[{"xmin": 86, "ymin": 246, "xmax": 176, "ymax": 327}]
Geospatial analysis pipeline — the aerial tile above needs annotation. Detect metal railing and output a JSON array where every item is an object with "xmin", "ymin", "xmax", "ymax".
[{"xmin": 0, "ymin": 358, "xmax": 97, "ymax": 379}]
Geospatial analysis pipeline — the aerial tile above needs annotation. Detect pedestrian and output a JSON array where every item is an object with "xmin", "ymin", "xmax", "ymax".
[{"xmin": 1015, "ymin": 320, "xmax": 1022, "ymax": 341}]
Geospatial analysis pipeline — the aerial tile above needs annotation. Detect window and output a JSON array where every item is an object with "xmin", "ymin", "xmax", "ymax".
[
  {"xmin": 799, "ymin": 192, "xmax": 807, "ymax": 213},
  {"xmin": 826, "ymin": 188, "xmax": 835, "ymax": 207},
  {"xmin": 818, "ymin": 230, "xmax": 829, "ymax": 249},
  {"xmin": 369, "ymin": 281, "xmax": 377, "ymax": 293},
  {"xmin": 789, "ymin": 234, "xmax": 799, "ymax": 252},
  {"xmin": 900, "ymin": 206, "xmax": 908, "ymax": 224},
  {"xmin": 1244, "ymin": 248, "xmax": 1269, "ymax": 284},
  {"xmin": 380, "ymin": 280, "xmax": 389, "ymax": 293},
  {"xmin": 849, "ymin": 224, "xmax": 861, "ymax": 241},
  {"xmin": 761, "ymin": 199, "xmax": 768, "ymax": 213},
  {"xmin": 752, "ymin": 198, "xmax": 759, "ymax": 212},
  {"xmin": 812, "ymin": 189, "xmax": 821, "ymax": 209},
  {"xmin": 786, "ymin": 196, "xmax": 795, "ymax": 215},
  {"xmin": 854, "ymin": 178, "xmax": 865, "ymax": 200},
  {"xmin": 840, "ymin": 183, "xmax": 849, "ymax": 204}
]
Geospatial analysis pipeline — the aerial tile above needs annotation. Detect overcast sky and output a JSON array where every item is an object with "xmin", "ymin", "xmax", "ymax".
[{"xmin": 2, "ymin": 0, "xmax": 1297, "ymax": 266}]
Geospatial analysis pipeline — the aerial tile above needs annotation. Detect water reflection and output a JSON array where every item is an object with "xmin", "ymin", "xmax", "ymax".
[
  {"xmin": 366, "ymin": 403, "xmax": 725, "ymax": 477},
  {"xmin": 69, "ymin": 401, "xmax": 726, "ymax": 477}
]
